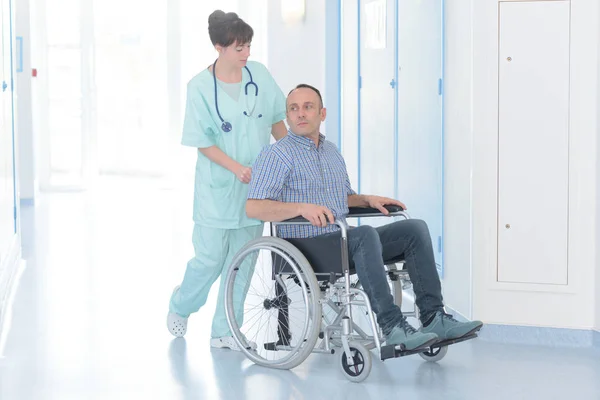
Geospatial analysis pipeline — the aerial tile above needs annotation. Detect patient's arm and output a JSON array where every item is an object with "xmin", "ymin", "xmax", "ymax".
[
  {"xmin": 348, "ymin": 194, "xmax": 371, "ymax": 208},
  {"xmin": 348, "ymin": 194, "xmax": 407, "ymax": 215},
  {"xmin": 246, "ymin": 199, "xmax": 301, "ymax": 222},
  {"xmin": 246, "ymin": 199, "xmax": 334, "ymax": 227}
]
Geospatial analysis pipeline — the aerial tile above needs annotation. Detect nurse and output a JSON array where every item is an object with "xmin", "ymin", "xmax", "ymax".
[{"xmin": 167, "ymin": 10, "xmax": 287, "ymax": 350}]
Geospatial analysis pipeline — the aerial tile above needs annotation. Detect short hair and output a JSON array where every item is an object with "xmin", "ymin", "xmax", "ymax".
[
  {"xmin": 288, "ymin": 84, "xmax": 323, "ymax": 108},
  {"xmin": 208, "ymin": 10, "xmax": 253, "ymax": 47}
]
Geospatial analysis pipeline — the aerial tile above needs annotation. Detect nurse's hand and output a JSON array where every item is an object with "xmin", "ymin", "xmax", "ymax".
[
  {"xmin": 299, "ymin": 204, "xmax": 335, "ymax": 227},
  {"xmin": 237, "ymin": 166, "xmax": 252, "ymax": 184}
]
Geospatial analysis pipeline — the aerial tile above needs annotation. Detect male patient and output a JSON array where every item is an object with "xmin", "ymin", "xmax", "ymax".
[{"xmin": 246, "ymin": 84, "xmax": 482, "ymax": 350}]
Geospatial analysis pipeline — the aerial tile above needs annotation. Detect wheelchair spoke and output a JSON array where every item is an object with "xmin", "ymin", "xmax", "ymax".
[
  {"xmin": 256, "ymin": 253, "xmax": 275, "ymax": 296},
  {"xmin": 225, "ymin": 241, "xmax": 321, "ymax": 368},
  {"xmin": 241, "ymin": 306, "xmax": 267, "ymax": 329}
]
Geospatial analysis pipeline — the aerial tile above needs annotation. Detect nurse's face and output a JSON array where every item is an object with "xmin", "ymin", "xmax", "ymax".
[
  {"xmin": 217, "ymin": 41, "xmax": 251, "ymax": 68},
  {"xmin": 286, "ymin": 88, "xmax": 326, "ymax": 138}
]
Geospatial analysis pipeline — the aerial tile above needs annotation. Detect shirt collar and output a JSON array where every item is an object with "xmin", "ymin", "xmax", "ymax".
[{"xmin": 288, "ymin": 130, "xmax": 326, "ymax": 149}]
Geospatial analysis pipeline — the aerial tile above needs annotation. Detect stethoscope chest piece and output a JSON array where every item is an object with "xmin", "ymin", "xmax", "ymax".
[
  {"xmin": 213, "ymin": 59, "xmax": 260, "ymax": 133},
  {"xmin": 221, "ymin": 121, "xmax": 232, "ymax": 132}
]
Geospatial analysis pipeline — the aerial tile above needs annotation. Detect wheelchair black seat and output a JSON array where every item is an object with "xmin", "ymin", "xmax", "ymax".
[
  {"xmin": 279, "ymin": 234, "xmax": 407, "ymax": 280},
  {"xmin": 285, "ymin": 235, "xmax": 354, "ymax": 277}
]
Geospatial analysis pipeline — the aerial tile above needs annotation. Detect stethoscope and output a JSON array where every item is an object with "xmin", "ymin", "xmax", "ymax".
[{"xmin": 212, "ymin": 59, "xmax": 262, "ymax": 132}]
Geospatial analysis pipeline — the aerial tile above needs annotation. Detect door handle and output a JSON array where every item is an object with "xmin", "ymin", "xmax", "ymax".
[
  {"xmin": 16, "ymin": 36, "xmax": 23, "ymax": 73},
  {"xmin": 389, "ymin": 79, "xmax": 396, "ymax": 89}
]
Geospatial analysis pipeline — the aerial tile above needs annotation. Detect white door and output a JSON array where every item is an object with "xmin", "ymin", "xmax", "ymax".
[
  {"xmin": 359, "ymin": 0, "xmax": 396, "ymax": 225},
  {"xmin": 396, "ymin": 0, "xmax": 444, "ymax": 273},
  {"xmin": 497, "ymin": 1, "xmax": 570, "ymax": 285}
]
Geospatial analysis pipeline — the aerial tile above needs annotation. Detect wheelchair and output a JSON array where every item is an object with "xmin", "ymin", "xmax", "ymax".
[{"xmin": 223, "ymin": 206, "xmax": 479, "ymax": 382}]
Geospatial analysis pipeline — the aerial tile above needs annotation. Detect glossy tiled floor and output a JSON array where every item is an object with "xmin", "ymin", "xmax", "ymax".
[{"xmin": 1, "ymin": 177, "xmax": 599, "ymax": 400}]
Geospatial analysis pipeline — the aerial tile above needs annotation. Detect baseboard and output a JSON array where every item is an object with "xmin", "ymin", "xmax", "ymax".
[
  {"xmin": 445, "ymin": 306, "xmax": 470, "ymax": 322},
  {"xmin": 445, "ymin": 306, "xmax": 599, "ymax": 348},
  {"xmin": 476, "ymin": 324, "xmax": 600, "ymax": 348}
]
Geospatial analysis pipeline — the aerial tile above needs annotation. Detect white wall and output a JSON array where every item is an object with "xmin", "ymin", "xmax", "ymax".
[
  {"xmin": 442, "ymin": 0, "xmax": 473, "ymax": 318},
  {"xmin": 265, "ymin": 0, "xmax": 326, "ymax": 131},
  {"xmin": 444, "ymin": 0, "xmax": 600, "ymax": 330}
]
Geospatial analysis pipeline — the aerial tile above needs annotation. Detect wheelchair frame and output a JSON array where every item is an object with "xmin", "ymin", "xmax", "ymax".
[{"xmin": 224, "ymin": 206, "xmax": 470, "ymax": 382}]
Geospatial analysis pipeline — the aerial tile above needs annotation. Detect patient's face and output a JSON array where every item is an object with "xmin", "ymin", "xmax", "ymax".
[{"xmin": 286, "ymin": 88, "xmax": 326, "ymax": 137}]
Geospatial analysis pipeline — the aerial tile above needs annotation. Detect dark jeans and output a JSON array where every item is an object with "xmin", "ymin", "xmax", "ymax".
[{"xmin": 320, "ymin": 219, "xmax": 444, "ymax": 335}]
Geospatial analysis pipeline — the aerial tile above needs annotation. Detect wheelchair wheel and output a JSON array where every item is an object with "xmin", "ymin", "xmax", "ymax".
[
  {"xmin": 338, "ymin": 341, "xmax": 372, "ymax": 383},
  {"xmin": 224, "ymin": 237, "xmax": 322, "ymax": 370},
  {"xmin": 419, "ymin": 345, "xmax": 448, "ymax": 362}
]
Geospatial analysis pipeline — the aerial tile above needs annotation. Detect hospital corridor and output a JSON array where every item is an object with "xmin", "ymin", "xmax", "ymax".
[{"xmin": 1, "ymin": 1, "xmax": 600, "ymax": 399}]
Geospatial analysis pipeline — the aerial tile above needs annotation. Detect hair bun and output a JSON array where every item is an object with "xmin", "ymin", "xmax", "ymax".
[
  {"xmin": 207, "ymin": 10, "xmax": 252, "ymax": 47},
  {"xmin": 208, "ymin": 10, "xmax": 239, "ymax": 26}
]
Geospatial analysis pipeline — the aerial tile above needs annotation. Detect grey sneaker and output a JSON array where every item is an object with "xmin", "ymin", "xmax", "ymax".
[
  {"xmin": 386, "ymin": 319, "xmax": 439, "ymax": 350},
  {"xmin": 420, "ymin": 311, "xmax": 483, "ymax": 341}
]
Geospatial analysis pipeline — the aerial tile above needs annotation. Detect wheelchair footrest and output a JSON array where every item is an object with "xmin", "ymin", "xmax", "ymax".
[
  {"xmin": 380, "ymin": 344, "xmax": 401, "ymax": 360},
  {"xmin": 264, "ymin": 342, "xmax": 279, "ymax": 351},
  {"xmin": 380, "ymin": 340, "xmax": 435, "ymax": 361},
  {"xmin": 379, "ymin": 333, "xmax": 479, "ymax": 361},
  {"xmin": 429, "ymin": 332, "xmax": 479, "ymax": 349}
]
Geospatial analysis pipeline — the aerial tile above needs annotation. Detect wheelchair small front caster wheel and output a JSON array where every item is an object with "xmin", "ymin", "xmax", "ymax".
[
  {"xmin": 419, "ymin": 345, "xmax": 448, "ymax": 362},
  {"xmin": 339, "ymin": 341, "xmax": 372, "ymax": 382}
]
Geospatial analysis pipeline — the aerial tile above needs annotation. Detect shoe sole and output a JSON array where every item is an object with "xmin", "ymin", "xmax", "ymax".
[
  {"xmin": 211, "ymin": 339, "xmax": 257, "ymax": 351},
  {"xmin": 211, "ymin": 344, "xmax": 238, "ymax": 350},
  {"xmin": 428, "ymin": 332, "xmax": 480, "ymax": 349},
  {"xmin": 211, "ymin": 344, "xmax": 257, "ymax": 351},
  {"xmin": 433, "ymin": 323, "xmax": 483, "ymax": 344},
  {"xmin": 462, "ymin": 324, "xmax": 483, "ymax": 337}
]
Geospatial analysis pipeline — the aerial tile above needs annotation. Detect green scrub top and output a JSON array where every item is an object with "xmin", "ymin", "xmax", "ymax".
[{"xmin": 181, "ymin": 61, "xmax": 286, "ymax": 229}]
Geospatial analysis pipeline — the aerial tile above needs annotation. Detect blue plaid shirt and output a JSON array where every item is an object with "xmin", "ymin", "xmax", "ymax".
[{"xmin": 248, "ymin": 131, "xmax": 356, "ymax": 238}]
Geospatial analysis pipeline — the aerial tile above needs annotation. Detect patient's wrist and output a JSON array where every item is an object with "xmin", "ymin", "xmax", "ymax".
[{"xmin": 295, "ymin": 203, "xmax": 306, "ymax": 216}]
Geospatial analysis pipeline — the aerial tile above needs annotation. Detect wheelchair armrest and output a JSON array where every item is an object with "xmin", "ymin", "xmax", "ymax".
[
  {"xmin": 347, "ymin": 205, "xmax": 405, "ymax": 218},
  {"xmin": 283, "ymin": 215, "xmax": 311, "ymax": 223},
  {"xmin": 281, "ymin": 205, "xmax": 405, "ymax": 223}
]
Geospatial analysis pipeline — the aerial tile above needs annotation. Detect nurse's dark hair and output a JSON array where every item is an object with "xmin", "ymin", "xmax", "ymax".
[
  {"xmin": 288, "ymin": 84, "xmax": 324, "ymax": 108},
  {"xmin": 208, "ymin": 10, "xmax": 254, "ymax": 47}
]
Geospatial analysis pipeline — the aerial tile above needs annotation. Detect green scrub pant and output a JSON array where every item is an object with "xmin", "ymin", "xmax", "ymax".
[{"xmin": 169, "ymin": 224, "xmax": 263, "ymax": 338}]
